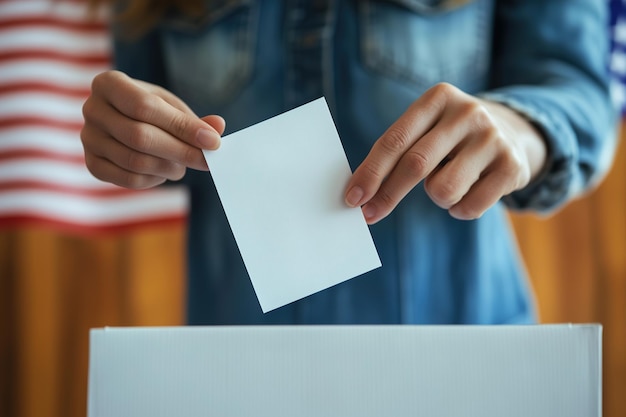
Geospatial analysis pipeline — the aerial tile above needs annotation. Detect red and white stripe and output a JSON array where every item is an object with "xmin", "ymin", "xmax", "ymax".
[{"xmin": 0, "ymin": 0, "xmax": 188, "ymax": 234}]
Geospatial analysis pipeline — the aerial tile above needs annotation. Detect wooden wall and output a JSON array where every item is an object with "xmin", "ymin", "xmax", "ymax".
[
  {"xmin": 510, "ymin": 127, "xmax": 626, "ymax": 417},
  {"xmin": 0, "ymin": 225, "xmax": 187, "ymax": 417},
  {"xmin": 1, "ymin": 131, "xmax": 625, "ymax": 417}
]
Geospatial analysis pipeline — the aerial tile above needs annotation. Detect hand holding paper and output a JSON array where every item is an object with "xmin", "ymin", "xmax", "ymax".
[{"xmin": 203, "ymin": 98, "xmax": 381, "ymax": 312}]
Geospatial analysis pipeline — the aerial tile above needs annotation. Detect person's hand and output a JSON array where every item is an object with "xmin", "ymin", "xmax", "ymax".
[
  {"xmin": 344, "ymin": 83, "xmax": 547, "ymax": 223},
  {"xmin": 81, "ymin": 70, "xmax": 225, "ymax": 189}
]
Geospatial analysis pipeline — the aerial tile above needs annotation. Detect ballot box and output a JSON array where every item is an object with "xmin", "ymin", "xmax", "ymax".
[{"xmin": 88, "ymin": 324, "xmax": 601, "ymax": 417}]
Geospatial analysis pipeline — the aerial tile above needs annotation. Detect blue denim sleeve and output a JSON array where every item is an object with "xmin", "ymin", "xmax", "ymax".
[
  {"xmin": 112, "ymin": 26, "xmax": 168, "ymax": 87},
  {"xmin": 482, "ymin": 0, "xmax": 619, "ymax": 212}
]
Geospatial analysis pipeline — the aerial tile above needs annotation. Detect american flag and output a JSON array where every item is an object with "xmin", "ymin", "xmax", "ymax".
[
  {"xmin": 0, "ymin": 0, "xmax": 188, "ymax": 234},
  {"xmin": 610, "ymin": 0, "xmax": 626, "ymax": 114}
]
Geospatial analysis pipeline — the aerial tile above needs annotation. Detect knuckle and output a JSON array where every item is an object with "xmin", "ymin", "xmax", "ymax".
[
  {"xmin": 124, "ymin": 173, "xmax": 144, "ymax": 189},
  {"xmin": 380, "ymin": 125, "xmax": 412, "ymax": 154},
  {"xmin": 80, "ymin": 128, "xmax": 99, "ymax": 158},
  {"xmin": 428, "ymin": 179, "xmax": 460, "ymax": 208},
  {"xmin": 421, "ymin": 82, "xmax": 464, "ymax": 116},
  {"xmin": 360, "ymin": 160, "xmax": 384, "ymax": 182},
  {"xmin": 83, "ymin": 153, "xmax": 100, "ymax": 179},
  {"xmin": 427, "ymin": 82, "xmax": 461, "ymax": 105},
  {"xmin": 126, "ymin": 151, "xmax": 151, "ymax": 173},
  {"xmin": 168, "ymin": 163, "xmax": 187, "ymax": 181},
  {"xmin": 401, "ymin": 150, "xmax": 430, "ymax": 178},
  {"xmin": 464, "ymin": 100, "xmax": 483, "ymax": 116},
  {"xmin": 501, "ymin": 151, "xmax": 530, "ymax": 189},
  {"xmin": 90, "ymin": 72, "xmax": 107, "ymax": 94},
  {"xmin": 430, "ymin": 82, "xmax": 457, "ymax": 97},
  {"xmin": 129, "ymin": 94, "xmax": 159, "ymax": 121},
  {"xmin": 179, "ymin": 145, "xmax": 199, "ymax": 167},
  {"xmin": 81, "ymin": 97, "xmax": 96, "ymax": 121},
  {"xmin": 124, "ymin": 171, "xmax": 152, "ymax": 190},
  {"xmin": 375, "ymin": 187, "xmax": 397, "ymax": 211},
  {"xmin": 167, "ymin": 112, "xmax": 191, "ymax": 138},
  {"xmin": 91, "ymin": 70, "xmax": 122, "ymax": 94},
  {"xmin": 463, "ymin": 100, "xmax": 489, "ymax": 122},
  {"xmin": 471, "ymin": 124, "xmax": 502, "ymax": 153},
  {"xmin": 126, "ymin": 123, "xmax": 154, "ymax": 151},
  {"xmin": 457, "ymin": 100, "xmax": 496, "ymax": 132},
  {"xmin": 499, "ymin": 145, "xmax": 520, "ymax": 168},
  {"xmin": 79, "ymin": 125, "xmax": 91, "ymax": 148},
  {"xmin": 482, "ymin": 125, "xmax": 501, "ymax": 144},
  {"xmin": 497, "ymin": 142, "xmax": 525, "ymax": 173}
]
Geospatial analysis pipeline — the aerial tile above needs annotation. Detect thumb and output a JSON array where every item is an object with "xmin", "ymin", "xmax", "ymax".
[{"xmin": 201, "ymin": 115, "xmax": 226, "ymax": 136}]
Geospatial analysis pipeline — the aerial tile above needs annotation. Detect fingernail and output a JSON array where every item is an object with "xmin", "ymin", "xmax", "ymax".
[
  {"xmin": 362, "ymin": 203, "xmax": 376, "ymax": 220},
  {"xmin": 345, "ymin": 186, "xmax": 364, "ymax": 207},
  {"xmin": 196, "ymin": 129, "xmax": 220, "ymax": 149}
]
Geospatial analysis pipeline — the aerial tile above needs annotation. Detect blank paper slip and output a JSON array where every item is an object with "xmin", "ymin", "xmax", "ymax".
[{"xmin": 203, "ymin": 98, "xmax": 381, "ymax": 312}]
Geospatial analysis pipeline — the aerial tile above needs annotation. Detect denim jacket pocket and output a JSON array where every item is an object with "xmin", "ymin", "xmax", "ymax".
[
  {"xmin": 160, "ymin": 0, "xmax": 258, "ymax": 109},
  {"xmin": 359, "ymin": 0, "xmax": 492, "ymax": 91}
]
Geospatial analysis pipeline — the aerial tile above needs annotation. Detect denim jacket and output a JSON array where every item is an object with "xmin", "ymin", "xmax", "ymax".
[{"xmin": 113, "ymin": 0, "xmax": 616, "ymax": 324}]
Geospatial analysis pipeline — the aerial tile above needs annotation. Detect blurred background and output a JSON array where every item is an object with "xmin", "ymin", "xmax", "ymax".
[{"xmin": 0, "ymin": 1, "xmax": 624, "ymax": 417}]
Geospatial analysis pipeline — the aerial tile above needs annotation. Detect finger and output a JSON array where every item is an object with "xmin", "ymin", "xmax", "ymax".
[
  {"xmin": 447, "ymin": 127, "xmax": 531, "ymax": 220},
  {"xmin": 344, "ymin": 85, "xmax": 448, "ymax": 208},
  {"xmin": 149, "ymin": 87, "xmax": 227, "ymax": 136},
  {"xmin": 447, "ymin": 169, "xmax": 511, "ymax": 220},
  {"xmin": 92, "ymin": 71, "xmax": 221, "ymax": 150},
  {"xmin": 81, "ymin": 123, "xmax": 187, "ymax": 181},
  {"xmin": 84, "ymin": 151, "xmax": 167, "ymax": 190},
  {"xmin": 84, "ymin": 95, "xmax": 208, "ymax": 171},
  {"xmin": 423, "ymin": 133, "xmax": 497, "ymax": 210},
  {"xmin": 201, "ymin": 114, "xmax": 226, "ymax": 135},
  {"xmin": 359, "ymin": 111, "xmax": 473, "ymax": 224}
]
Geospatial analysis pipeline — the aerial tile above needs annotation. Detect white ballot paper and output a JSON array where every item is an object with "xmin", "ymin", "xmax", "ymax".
[{"xmin": 203, "ymin": 98, "xmax": 381, "ymax": 312}]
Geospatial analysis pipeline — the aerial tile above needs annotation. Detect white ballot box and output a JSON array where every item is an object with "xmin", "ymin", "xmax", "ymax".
[{"xmin": 88, "ymin": 325, "xmax": 601, "ymax": 417}]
